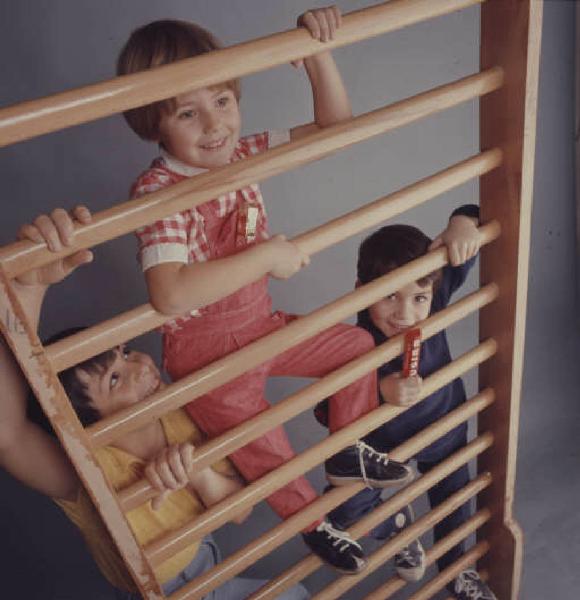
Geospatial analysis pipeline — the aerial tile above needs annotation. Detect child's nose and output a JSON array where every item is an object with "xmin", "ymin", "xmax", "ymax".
[
  {"xmin": 397, "ymin": 301, "xmax": 413, "ymax": 321},
  {"xmin": 202, "ymin": 110, "xmax": 219, "ymax": 133}
]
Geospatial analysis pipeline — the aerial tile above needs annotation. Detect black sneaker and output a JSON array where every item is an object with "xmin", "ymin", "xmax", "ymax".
[
  {"xmin": 391, "ymin": 505, "xmax": 426, "ymax": 582},
  {"xmin": 325, "ymin": 441, "xmax": 414, "ymax": 488},
  {"xmin": 453, "ymin": 569, "xmax": 497, "ymax": 600},
  {"xmin": 302, "ymin": 520, "xmax": 367, "ymax": 574}
]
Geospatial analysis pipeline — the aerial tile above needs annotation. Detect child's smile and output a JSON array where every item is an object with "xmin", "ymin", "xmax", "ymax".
[
  {"xmin": 368, "ymin": 281, "xmax": 433, "ymax": 338},
  {"xmin": 157, "ymin": 86, "xmax": 241, "ymax": 169}
]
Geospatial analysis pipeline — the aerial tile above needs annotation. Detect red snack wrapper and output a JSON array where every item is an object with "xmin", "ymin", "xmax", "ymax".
[{"xmin": 402, "ymin": 328, "xmax": 422, "ymax": 378}]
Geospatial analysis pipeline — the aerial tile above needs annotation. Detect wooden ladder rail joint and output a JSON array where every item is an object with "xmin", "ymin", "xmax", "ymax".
[
  {"xmin": 87, "ymin": 222, "xmax": 501, "ymax": 449},
  {"xmin": 46, "ymin": 148, "xmax": 502, "ymax": 374}
]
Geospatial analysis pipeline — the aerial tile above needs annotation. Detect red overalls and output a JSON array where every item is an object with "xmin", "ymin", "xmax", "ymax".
[
  {"xmin": 133, "ymin": 133, "xmax": 379, "ymax": 521},
  {"xmin": 162, "ymin": 197, "xmax": 378, "ymax": 520}
]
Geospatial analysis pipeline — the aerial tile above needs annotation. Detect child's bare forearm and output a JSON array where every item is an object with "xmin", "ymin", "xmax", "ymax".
[
  {"xmin": 146, "ymin": 245, "xmax": 272, "ymax": 315},
  {"xmin": 146, "ymin": 237, "xmax": 307, "ymax": 315},
  {"xmin": 189, "ymin": 467, "xmax": 251, "ymax": 523},
  {"xmin": 305, "ymin": 51, "xmax": 352, "ymax": 127},
  {"xmin": 0, "ymin": 336, "xmax": 78, "ymax": 500}
]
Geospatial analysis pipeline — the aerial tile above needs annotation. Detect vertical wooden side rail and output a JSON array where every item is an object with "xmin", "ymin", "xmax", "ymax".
[
  {"xmin": 478, "ymin": 1, "xmax": 543, "ymax": 598},
  {"xmin": 0, "ymin": 269, "xmax": 164, "ymax": 600}
]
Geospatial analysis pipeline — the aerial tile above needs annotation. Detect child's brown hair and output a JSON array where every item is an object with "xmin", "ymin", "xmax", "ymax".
[
  {"xmin": 357, "ymin": 224, "xmax": 442, "ymax": 289},
  {"xmin": 117, "ymin": 19, "xmax": 241, "ymax": 141}
]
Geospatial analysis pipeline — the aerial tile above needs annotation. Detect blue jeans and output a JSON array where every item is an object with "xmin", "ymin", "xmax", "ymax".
[
  {"xmin": 328, "ymin": 430, "xmax": 471, "ymax": 573},
  {"xmin": 115, "ymin": 535, "xmax": 310, "ymax": 599}
]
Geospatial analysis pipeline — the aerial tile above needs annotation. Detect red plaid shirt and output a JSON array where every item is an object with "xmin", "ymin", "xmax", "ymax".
[{"xmin": 132, "ymin": 130, "xmax": 289, "ymax": 329}]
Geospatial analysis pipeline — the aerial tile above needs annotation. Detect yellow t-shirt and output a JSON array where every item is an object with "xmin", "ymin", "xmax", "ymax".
[{"xmin": 56, "ymin": 409, "xmax": 235, "ymax": 591}]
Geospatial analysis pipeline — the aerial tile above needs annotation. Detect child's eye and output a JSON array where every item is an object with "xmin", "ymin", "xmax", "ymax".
[
  {"xmin": 122, "ymin": 346, "xmax": 131, "ymax": 359},
  {"xmin": 415, "ymin": 295, "xmax": 429, "ymax": 303},
  {"xmin": 385, "ymin": 293, "xmax": 397, "ymax": 301},
  {"xmin": 110, "ymin": 372, "xmax": 120, "ymax": 389},
  {"xmin": 216, "ymin": 95, "xmax": 230, "ymax": 108},
  {"xmin": 178, "ymin": 109, "xmax": 196, "ymax": 120}
]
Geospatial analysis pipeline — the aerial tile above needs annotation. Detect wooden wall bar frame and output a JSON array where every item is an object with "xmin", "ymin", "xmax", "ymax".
[
  {"xmin": 478, "ymin": 1, "xmax": 543, "ymax": 598},
  {"xmin": 0, "ymin": 268, "xmax": 163, "ymax": 599}
]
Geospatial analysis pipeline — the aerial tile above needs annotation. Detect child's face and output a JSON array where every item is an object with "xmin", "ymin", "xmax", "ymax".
[
  {"xmin": 157, "ymin": 86, "xmax": 241, "ymax": 169},
  {"xmin": 368, "ymin": 280, "xmax": 433, "ymax": 338},
  {"xmin": 75, "ymin": 346, "xmax": 162, "ymax": 418}
]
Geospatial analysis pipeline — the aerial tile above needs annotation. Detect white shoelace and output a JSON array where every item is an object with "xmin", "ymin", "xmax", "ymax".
[
  {"xmin": 317, "ymin": 521, "xmax": 362, "ymax": 554},
  {"xmin": 395, "ymin": 546, "xmax": 414, "ymax": 563},
  {"xmin": 355, "ymin": 440, "xmax": 390, "ymax": 487},
  {"xmin": 456, "ymin": 569, "xmax": 488, "ymax": 599}
]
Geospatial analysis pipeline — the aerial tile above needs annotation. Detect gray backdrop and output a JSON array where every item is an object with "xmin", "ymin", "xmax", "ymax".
[{"xmin": 0, "ymin": 1, "xmax": 576, "ymax": 598}]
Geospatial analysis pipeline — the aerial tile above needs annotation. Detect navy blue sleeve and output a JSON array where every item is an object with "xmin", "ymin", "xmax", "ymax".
[{"xmin": 451, "ymin": 204, "xmax": 479, "ymax": 221}]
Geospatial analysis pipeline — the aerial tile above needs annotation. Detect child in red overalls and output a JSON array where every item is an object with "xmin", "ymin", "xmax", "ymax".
[{"xmin": 119, "ymin": 8, "xmax": 412, "ymax": 573}]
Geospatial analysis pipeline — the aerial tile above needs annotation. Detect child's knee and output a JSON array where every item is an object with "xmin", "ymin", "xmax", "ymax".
[{"xmin": 349, "ymin": 326, "xmax": 375, "ymax": 353}]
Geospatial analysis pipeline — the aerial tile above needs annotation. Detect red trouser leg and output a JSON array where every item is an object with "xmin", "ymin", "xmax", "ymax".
[
  {"xmin": 270, "ymin": 317, "xmax": 378, "ymax": 433},
  {"xmin": 165, "ymin": 331, "xmax": 318, "ymax": 522}
]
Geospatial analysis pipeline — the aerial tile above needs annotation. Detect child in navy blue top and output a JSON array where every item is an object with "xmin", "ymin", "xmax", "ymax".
[{"xmin": 319, "ymin": 205, "xmax": 497, "ymax": 600}]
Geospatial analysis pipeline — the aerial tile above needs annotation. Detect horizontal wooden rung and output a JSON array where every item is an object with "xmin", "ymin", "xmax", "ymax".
[
  {"xmin": 407, "ymin": 543, "xmax": 490, "ymax": 600},
  {"xmin": 88, "ymin": 223, "xmax": 499, "ymax": 448},
  {"xmin": 363, "ymin": 511, "xmax": 491, "ymax": 600},
  {"xmin": 246, "ymin": 434, "xmax": 493, "ymax": 600},
  {"xmin": 0, "ymin": 68, "xmax": 503, "ymax": 280},
  {"xmin": 0, "ymin": 0, "xmax": 485, "ymax": 148},
  {"xmin": 47, "ymin": 149, "xmax": 501, "ymax": 374},
  {"xmin": 144, "ymin": 350, "xmax": 495, "ymax": 568},
  {"xmin": 119, "ymin": 299, "xmax": 496, "ymax": 512},
  {"xmin": 310, "ymin": 474, "xmax": 491, "ymax": 600},
  {"xmin": 164, "ymin": 398, "xmax": 492, "ymax": 600}
]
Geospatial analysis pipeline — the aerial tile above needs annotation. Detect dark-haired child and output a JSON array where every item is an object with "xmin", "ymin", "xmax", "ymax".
[
  {"xmin": 119, "ymin": 7, "xmax": 412, "ymax": 573},
  {"xmin": 320, "ymin": 206, "xmax": 497, "ymax": 598},
  {"xmin": 0, "ymin": 208, "xmax": 310, "ymax": 600}
]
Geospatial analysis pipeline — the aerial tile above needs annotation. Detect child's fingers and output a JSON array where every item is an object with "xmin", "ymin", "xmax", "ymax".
[
  {"xmin": 316, "ymin": 10, "xmax": 331, "ymax": 42},
  {"xmin": 448, "ymin": 242, "xmax": 461, "ymax": 266},
  {"xmin": 167, "ymin": 445, "xmax": 189, "ymax": 488},
  {"xmin": 180, "ymin": 443, "xmax": 196, "ymax": 475},
  {"xmin": 72, "ymin": 204, "xmax": 92, "ymax": 225},
  {"xmin": 152, "ymin": 451, "xmax": 180, "ymax": 490},
  {"xmin": 33, "ymin": 214, "xmax": 62, "ymax": 252},
  {"xmin": 325, "ymin": 6, "xmax": 338, "ymax": 39},
  {"xmin": 17, "ymin": 223, "xmax": 44, "ymax": 244},
  {"xmin": 469, "ymin": 239, "xmax": 480, "ymax": 259},
  {"xmin": 428, "ymin": 236, "xmax": 444, "ymax": 251},
  {"xmin": 51, "ymin": 208, "xmax": 75, "ymax": 246},
  {"xmin": 333, "ymin": 5, "xmax": 342, "ymax": 28},
  {"xmin": 144, "ymin": 462, "xmax": 166, "ymax": 493},
  {"xmin": 301, "ymin": 11, "xmax": 321, "ymax": 40}
]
